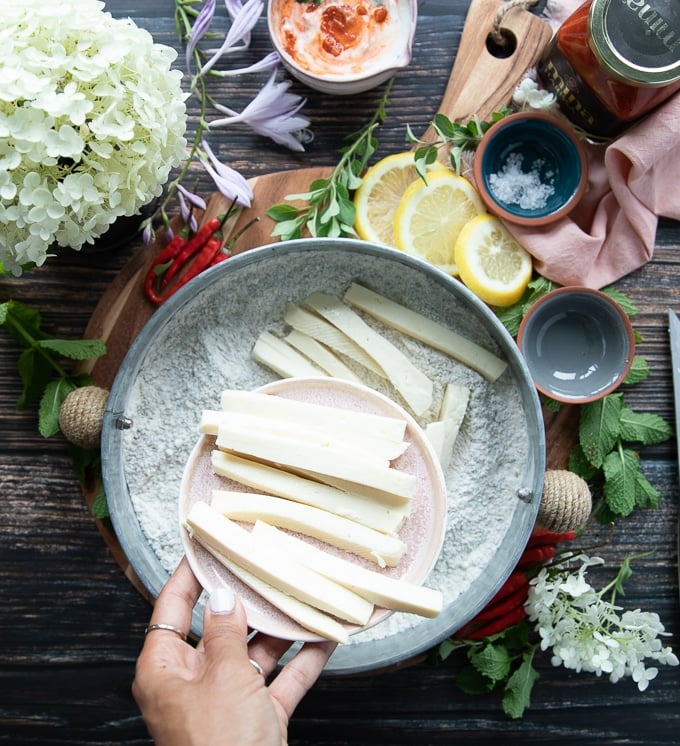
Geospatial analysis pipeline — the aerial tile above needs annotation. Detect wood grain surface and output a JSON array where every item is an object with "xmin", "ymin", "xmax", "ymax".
[{"xmin": 1, "ymin": 2, "xmax": 679, "ymax": 744}]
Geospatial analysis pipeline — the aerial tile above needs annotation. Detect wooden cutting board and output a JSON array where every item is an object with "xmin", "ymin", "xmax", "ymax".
[{"xmin": 79, "ymin": 0, "xmax": 572, "ymax": 600}]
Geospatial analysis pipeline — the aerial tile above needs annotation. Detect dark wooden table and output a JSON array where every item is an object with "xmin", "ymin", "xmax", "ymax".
[{"xmin": 2, "ymin": 1, "xmax": 679, "ymax": 743}]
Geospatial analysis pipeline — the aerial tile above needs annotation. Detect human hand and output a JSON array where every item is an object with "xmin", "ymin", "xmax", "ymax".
[{"xmin": 132, "ymin": 557, "xmax": 337, "ymax": 746}]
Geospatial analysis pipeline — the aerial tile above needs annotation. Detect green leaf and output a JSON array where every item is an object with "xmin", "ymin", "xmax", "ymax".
[
  {"xmin": 502, "ymin": 653, "xmax": 539, "ymax": 719},
  {"xmin": 602, "ymin": 448, "xmax": 640, "ymax": 517},
  {"xmin": 567, "ymin": 444, "xmax": 599, "ymax": 480},
  {"xmin": 38, "ymin": 338, "xmax": 106, "ymax": 361},
  {"xmin": 601, "ymin": 287, "xmax": 638, "ymax": 316},
  {"xmin": 634, "ymin": 470, "xmax": 660, "ymax": 509},
  {"xmin": 39, "ymin": 377, "xmax": 76, "ymax": 437},
  {"xmin": 623, "ymin": 356, "xmax": 650, "ymax": 385},
  {"xmin": 579, "ymin": 394, "xmax": 624, "ymax": 468},
  {"xmin": 469, "ymin": 643, "xmax": 512, "ymax": 682},
  {"xmin": 266, "ymin": 203, "xmax": 299, "ymax": 221},
  {"xmin": 456, "ymin": 662, "xmax": 497, "ymax": 694},
  {"xmin": 91, "ymin": 484, "xmax": 110, "ymax": 520},
  {"xmin": 17, "ymin": 348, "xmax": 52, "ymax": 408},
  {"xmin": 618, "ymin": 406, "xmax": 673, "ymax": 445}
]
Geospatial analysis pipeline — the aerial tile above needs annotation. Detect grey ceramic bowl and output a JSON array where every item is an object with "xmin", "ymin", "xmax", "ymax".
[
  {"xmin": 267, "ymin": 0, "xmax": 417, "ymax": 95},
  {"xmin": 101, "ymin": 238, "xmax": 545, "ymax": 674},
  {"xmin": 517, "ymin": 286, "xmax": 635, "ymax": 403}
]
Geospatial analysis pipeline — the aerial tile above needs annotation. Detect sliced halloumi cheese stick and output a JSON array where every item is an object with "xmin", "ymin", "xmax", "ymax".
[
  {"xmin": 210, "ymin": 490, "xmax": 407, "ymax": 567},
  {"xmin": 184, "ymin": 501, "xmax": 374, "ymax": 625},
  {"xmin": 211, "ymin": 451, "xmax": 411, "ymax": 535},
  {"xmin": 283, "ymin": 329, "xmax": 362, "ymax": 382},
  {"xmin": 283, "ymin": 303, "xmax": 387, "ymax": 377},
  {"xmin": 434, "ymin": 382, "xmax": 469, "ymax": 469},
  {"xmin": 303, "ymin": 292, "xmax": 434, "ymax": 417},
  {"xmin": 207, "ymin": 549, "xmax": 350, "ymax": 643},
  {"xmin": 292, "ymin": 467, "xmax": 413, "ymax": 508},
  {"xmin": 219, "ymin": 389, "xmax": 407, "ymax": 444},
  {"xmin": 252, "ymin": 330, "xmax": 327, "ymax": 379},
  {"xmin": 202, "ymin": 411, "xmax": 409, "ymax": 463},
  {"xmin": 215, "ymin": 424, "xmax": 417, "ymax": 500},
  {"xmin": 253, "ymin": 521, "xmax": 443, "ymax": 618},
  {"xmin": 343, "ymin": 283, "xmax": 508, "ymax": 382}
]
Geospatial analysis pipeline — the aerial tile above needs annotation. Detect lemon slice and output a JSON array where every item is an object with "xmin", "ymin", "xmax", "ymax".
[
  {"xmin": 392, "ymin": 171, "xmax": 485, "ymax": 275},
  {"xmin": 454, "ymin": 214, "xmax": 533, "ymax": 307},
  {"xmin": 354, "ymin": 152, "xmax": 446, "ymax": 246}
]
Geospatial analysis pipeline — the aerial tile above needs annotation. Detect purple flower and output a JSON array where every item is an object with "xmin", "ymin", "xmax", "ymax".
[
  {"xmin": 210, "ymin": 71, "xmax": 310, "ymax": 152},
  {"xmin": 198, "ymin": 140, "xmax": 253, "ymax": 207},
  {"xmin": 199, "ymin": 0, "xmax": 264, "ymax": 77},
  {"xmin": 186, "ymin": 0, "xmax": 217, "ymax": 71},
  {"xmin": 210, "ymin": 50, "xmax": 281, "ymax": 77},
  {"xmin": 176, "ymin": 184, "xmax": 206, "ymax": 231}
]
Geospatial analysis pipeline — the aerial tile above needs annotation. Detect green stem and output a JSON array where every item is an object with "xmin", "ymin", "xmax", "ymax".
[{"xmin": 5, "ymin": 313, "xmax": 70, "ymax": 379}]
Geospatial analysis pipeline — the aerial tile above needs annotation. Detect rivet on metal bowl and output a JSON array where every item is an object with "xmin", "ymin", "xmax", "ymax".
[
  {"xmin": 114, "ymin": 414, "xmax": 133, "ymax": 430},
  {"xmin": 517, "ymin": 487, "xmax": 533, "ymax": 503}
]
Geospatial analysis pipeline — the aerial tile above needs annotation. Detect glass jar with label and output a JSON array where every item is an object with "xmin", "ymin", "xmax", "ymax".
[{"xmin": 538, "ymin": 0, "xmax": 680, "ymax": 139}]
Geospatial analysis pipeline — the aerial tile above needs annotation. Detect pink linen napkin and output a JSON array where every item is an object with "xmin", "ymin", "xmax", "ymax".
[{"xmin": 506, "ymin": 91, "xmax": 680, "ymax": 289}]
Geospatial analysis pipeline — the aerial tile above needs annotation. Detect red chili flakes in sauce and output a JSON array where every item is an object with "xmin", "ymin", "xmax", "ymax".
[{"xmin": 320, "ymin": 3, "xmax": 389, "ymax": 57}]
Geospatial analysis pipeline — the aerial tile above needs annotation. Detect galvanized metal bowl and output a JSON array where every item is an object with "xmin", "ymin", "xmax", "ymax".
[{"xmin": 101, "ymin": 238, "xmax": 545, "ymax": 674}]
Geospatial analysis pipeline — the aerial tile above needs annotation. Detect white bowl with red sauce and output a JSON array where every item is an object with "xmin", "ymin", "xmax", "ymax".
[{"xmin": 267, "ymin": 0, "xmax": 417, "ymax": 95}]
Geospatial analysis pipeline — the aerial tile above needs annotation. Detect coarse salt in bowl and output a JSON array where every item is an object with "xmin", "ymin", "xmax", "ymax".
[
  {"xmin": 473, "ymin": 111, "xmax": 588, "ymax": 227},
  {"xmin": 267, "ymin": 0, "xmax": 417, "ymax": 95}
]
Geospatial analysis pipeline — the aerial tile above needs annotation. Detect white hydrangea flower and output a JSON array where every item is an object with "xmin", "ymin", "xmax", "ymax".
[
  {"xmin": 526, "ymin": 554, "xmax": 678, "ymax": 692},
  {"xmin": 0, "ymin": 0, "xmax": 188, "ymax": 275}
]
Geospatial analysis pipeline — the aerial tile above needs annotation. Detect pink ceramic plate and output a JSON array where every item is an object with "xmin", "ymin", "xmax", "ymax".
[{"xmin": 179, "ymin": 376, "xmax": 448, "ymax": 642}]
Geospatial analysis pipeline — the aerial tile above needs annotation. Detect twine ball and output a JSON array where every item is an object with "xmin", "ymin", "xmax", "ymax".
[
  {"xmin": 59, "ymin": 385, "xmax": 109, "ymax": 449},
  {"xmin": 537, "ymin": 469, "xmax": 592, "ymax": 533}
]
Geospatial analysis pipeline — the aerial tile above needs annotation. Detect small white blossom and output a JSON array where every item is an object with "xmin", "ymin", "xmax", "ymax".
[
  {"xmin": 525, "ymin": 554, "xmax": 678, "ymax": 692},
  {"xmin": 512, "ymin": 76, "xmax": 556, "ymax": 112},
  {"xmin": 0, "ymin": 0, "xmax": 188, "ymax": 274}
]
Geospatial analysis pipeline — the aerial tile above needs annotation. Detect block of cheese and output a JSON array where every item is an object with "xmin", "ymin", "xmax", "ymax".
[
  {"xmin": 201, "ymin": 410, "xmax": 409, "ymax": 463},
  {"xmin": 184, "ymin": 501, "xmax": 374, "ymax": 625},
  {"xmin": 207, "ymin": 548, "xmax": 350, "ymax": 643},
  {"xmin": 252, "ymin": 330, "xmax": 327, "ymax": 379},
  {"xmin": 283, "ymin": 329, "xmax": 362, "ymax": 382},
  {"xmin": 283, "ymin": 303, "xmax": 386, "ymax": 377},
  {"xmin": 343, "ymin": 283, "xmax": 508, "ymax": 382},
  {"xmin": 253, "ymin": 521, "xmax": 443, "ymax": 618},
  {"xmin": 219, "ymin": 389, "xmax": 407, "ymax": 444},
  {"xmin": 303, "ymin": 292, "xmax": 434, "ymax": 416},
  {"xmin": 215, "ymin": 423, "xmax": 417, "ymax": 500},
  {"xmin": 210, "ymin": 490, "xmax": 407, "ymax": 567},
  {"xmin": 211, "ymin": 451, "xmax": 411, "ymax": 534}
]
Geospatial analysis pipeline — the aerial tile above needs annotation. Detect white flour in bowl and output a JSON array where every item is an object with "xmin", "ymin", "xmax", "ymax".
[{"xmin": 118, "ymin": 247, "xmax": 536, "ymax": 652}]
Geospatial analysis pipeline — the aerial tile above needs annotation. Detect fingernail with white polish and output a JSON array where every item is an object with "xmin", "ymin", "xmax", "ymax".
[{"xmin": 210, "ymin": 587, "xmax": 235, "ymax": 615}]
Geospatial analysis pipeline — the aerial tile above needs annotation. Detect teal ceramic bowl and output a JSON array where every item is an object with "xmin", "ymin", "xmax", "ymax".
[
  {"xmin": 473, "ymin": 111, "xmax": 588, "ymax": 227},
  {"xmin": 517, "ymin": 287, "xmax": 635, "ymax": 403}
]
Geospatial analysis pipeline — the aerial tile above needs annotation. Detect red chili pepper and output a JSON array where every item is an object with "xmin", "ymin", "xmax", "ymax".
[
  {"xmin": 144, "ymin": 228, "xmax": 191, "ymax": 304},
  {"xmin": 460, "ymin": 606, "xmax": 528, "ymax": 641},
  {"xmin": 527, "ymin": 528, "xmax": 577, "ymax": 548},
  {"xmin": 160, "ymin": 216, "xmax": 223, "ymax": 289},
  {"xmin": 472, "ymin": 583, "xmax": 530, "ymax": 625},
  {"xmin": 159, "ymin": 236, "xmax": 223, "ymax": 302},
  {"xmin": 485, "ymin": 570, "xmax": 528, "ymax": 607},
  {"xmin": 516, "ymin": 544, "xmax": 556, "ymax": 569}
]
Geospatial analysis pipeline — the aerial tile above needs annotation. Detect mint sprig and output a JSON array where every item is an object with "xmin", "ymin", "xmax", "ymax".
[
  {"xmin": 267, "ymin": 81, "xmax": 392, "ymax": 240},
  {"xmin": 1, "ymin": 299, "xmax": 106, "ymax": 435},
  {"xmin": 435, "ymin": 623, "xmax": 539, "ymax": 719}
]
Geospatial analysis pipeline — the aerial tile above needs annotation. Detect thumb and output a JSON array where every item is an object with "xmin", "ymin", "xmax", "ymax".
[{"xmin": 201, "ymin": 586, "xmax": 249, "ymax": 660}]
